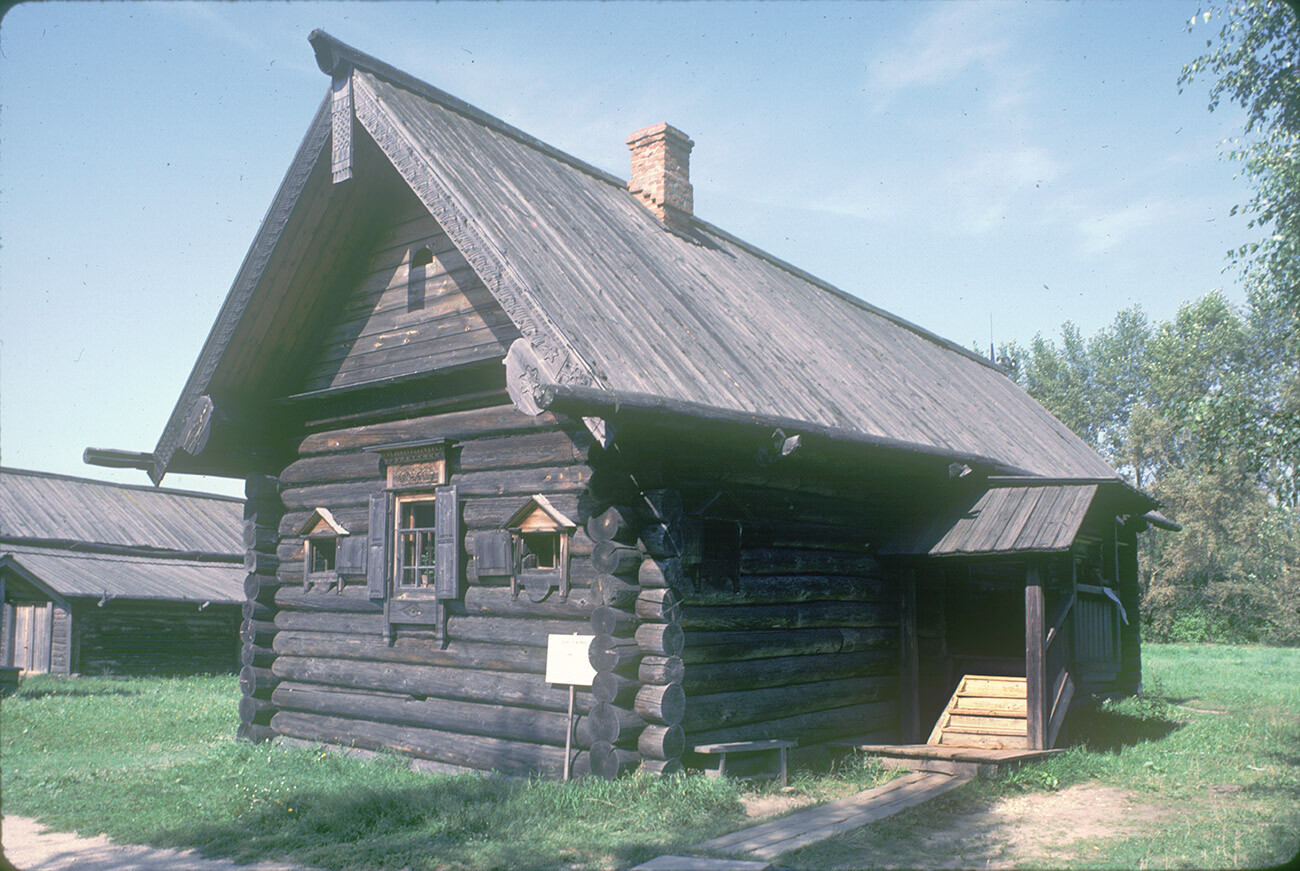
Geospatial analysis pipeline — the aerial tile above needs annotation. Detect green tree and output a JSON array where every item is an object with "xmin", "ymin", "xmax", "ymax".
[{"xmin": 1182, "ymin": 0, "xmax": 1300, "ymax": 507}]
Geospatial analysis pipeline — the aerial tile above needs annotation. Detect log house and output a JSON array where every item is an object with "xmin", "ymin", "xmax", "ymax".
[{"xmin": 88, "ymin": 32, "xmax": 1173, "ymax": 774}]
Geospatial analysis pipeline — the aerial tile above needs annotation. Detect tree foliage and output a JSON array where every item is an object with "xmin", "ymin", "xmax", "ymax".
[{"xmin": 1003, "ymin": 295, "xmax": 1299, "ymax": 644}]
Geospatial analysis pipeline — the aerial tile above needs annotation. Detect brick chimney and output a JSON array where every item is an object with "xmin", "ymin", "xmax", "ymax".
[{"xmin": 626, "ymin": 123, "xmax": 695, "ymax": 231}]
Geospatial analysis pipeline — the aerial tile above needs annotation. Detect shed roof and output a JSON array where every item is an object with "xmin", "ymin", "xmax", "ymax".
[
  {"xmin": 0, "ymin": 547, "xmax": 243, "ymax": 604},
  {"xmin": 881, "ymin": 480, "xmax": 1104, "ymax": 558},
  {"xmin": 0, "ymin": 467, "xmax": 242, "ymax": 555},
  {"xmin": 149, "ymin": 32, "xmax": 1122, "ymax": 485}
]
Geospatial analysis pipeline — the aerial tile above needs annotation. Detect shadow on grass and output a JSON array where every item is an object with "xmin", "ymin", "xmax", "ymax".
[
  {"xmin": 1065, "ymin": 700, "xmax": 1185, "ymax": 753},
  {"xmin": 154, "ymin": 775, "xmax": 702, "ymax": 871},
  {"xmin": 16, "ymin": 685, "xmax": 141, "ymax": 700}
]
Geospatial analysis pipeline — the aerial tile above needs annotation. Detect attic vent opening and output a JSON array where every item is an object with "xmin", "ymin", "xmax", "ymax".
[{"xmin": 408, "ymin": 246, "xmax": 435, "ymax": 312}]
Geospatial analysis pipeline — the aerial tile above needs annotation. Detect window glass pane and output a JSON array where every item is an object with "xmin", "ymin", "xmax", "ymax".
[{"xmin": 397, "ymin": 497, "xmax": 436, "ymax": 587}]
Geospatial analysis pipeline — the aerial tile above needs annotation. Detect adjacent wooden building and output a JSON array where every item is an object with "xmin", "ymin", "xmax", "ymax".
[
  {"xmin": 0, "ymin": 468, "xmax": 244, "ymax": 675},
  {"xmin": 91, "ymin": 32, "xmax": 1171, "ymax": 774}
]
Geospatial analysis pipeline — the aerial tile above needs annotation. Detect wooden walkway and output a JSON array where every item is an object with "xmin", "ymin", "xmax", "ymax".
[{"xmin": 675, "ymin": 771, "xmax": 967, "ymax": 864}]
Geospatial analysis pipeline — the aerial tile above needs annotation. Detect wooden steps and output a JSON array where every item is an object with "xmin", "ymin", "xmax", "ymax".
[{"xmin": 928, "ymin": 675, "xmax": 1029, "ymax": 750}]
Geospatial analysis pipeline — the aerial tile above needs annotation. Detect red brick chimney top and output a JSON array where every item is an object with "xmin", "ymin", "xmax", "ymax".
[{"xmin": 626, "ymin": 122, "xmax": 694, "ymax": 231}]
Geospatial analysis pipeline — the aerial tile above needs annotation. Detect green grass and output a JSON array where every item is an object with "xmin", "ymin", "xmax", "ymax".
[
  {"xmin": 3, "ymin": 645, "xmax": 1296, "ymax": 869},
  {"xmin": 784, "ymin": 643, "xmax": 1300, "ymax": 870}
]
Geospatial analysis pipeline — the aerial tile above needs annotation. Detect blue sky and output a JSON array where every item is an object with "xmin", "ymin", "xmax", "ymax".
[{"xmin": 0, "ymin": 1, "xmax": 1250, "ymax": 497}]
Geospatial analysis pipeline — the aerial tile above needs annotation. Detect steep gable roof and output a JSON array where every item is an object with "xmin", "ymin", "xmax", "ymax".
[{"xmin": 149, "ymin": 31, "xmax": 1120, "ymax": 484}]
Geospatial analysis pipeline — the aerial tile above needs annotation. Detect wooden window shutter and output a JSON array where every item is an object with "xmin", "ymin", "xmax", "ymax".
[
  {"xmin": 337, "ymin": 535, "xmax": 367, "ymax": 577},
  {"xmin": 434, "ymin": 485, "xmax": 461, "ymax": 599},
  {"xmin": 366, "ymin": 493, "xmax": 388, "ymax": 599},
  {"xmin": 474, "ymin": 531, "xmax": 513, "ymax": 577}
]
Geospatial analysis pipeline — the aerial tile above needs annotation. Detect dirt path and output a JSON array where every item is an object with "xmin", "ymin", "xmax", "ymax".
[
  {"xmin": 810, "ymin": 782, "xmax": 1166, "ymax": 869},
  {"xmin": 1, "ymin": 816, "xmax": 314, "ymax": 871}
]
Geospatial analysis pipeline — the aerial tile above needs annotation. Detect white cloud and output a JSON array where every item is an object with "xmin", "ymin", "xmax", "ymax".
[{"xmin": 1076, "ymin": 199, "xmax": 1173, "ymax": 255}]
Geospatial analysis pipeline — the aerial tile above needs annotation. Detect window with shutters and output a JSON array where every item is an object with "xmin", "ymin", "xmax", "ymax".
[
  {"xmin": 503, "ymin": 495, "xmax": 577, "ymax": 603},
  {"xmin": 300, "ymin": 507, "xmax": 351, "ymax": 589}
]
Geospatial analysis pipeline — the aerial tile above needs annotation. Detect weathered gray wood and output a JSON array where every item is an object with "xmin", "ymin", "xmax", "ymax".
[
  {"xmin": 681, "ymin": 574, "xmax": 891, "ymax": 607},
  {"xmin": 635, "ymin": 622, "xmax": 684, "ymax": 657},
  {"xmin": 638, "ymin": 557, "xmax": 683, "ymax": 590},
  {"xmin": 586, "ymin": 742, "xmax": 641, "ymax": 780},
  {"xmin": 899, "ymin": 569, "xmax": 920, "ymax": 744},
  {"xmin": 638, "ymin": 757, "xmax": 684, "ymax": 775},
  {"xmin": 683, "ymin": 650, "xmax": 894, "ymax": 695},
  {"xmin": 586, "ymin": 702, "xmax": 646, "ymax": 744},
  {"xmin": 593, "ymin": 574, "xmax": 641, "ymax": 609},
  {"xmin": 683, "ymin": 676, "xmax": 895, "ymax": 733},
  {"xmin": 587, "ymin": 505, "xmax": 639, "ymax": 545},
  {"xmin": 637, "ymin": 723, "xmax": 685, "ymax": 760},
  {"xmin": 271, "ymin": 710, "xmax": 573, "ymax": 776},
  {"xmin": 272, "ymin": 655, "xmax": 594, "ymax": 713},
  {"xmin": 677, "ymin": 601, "xmax": 896, "ymax": 632},
  {"xmin": 275, "ymin": 587, "xmax": 384, "ymax": 613},
  {"xmin": 240, "ymin": 664, "xmax": 278, "ymax": 699},
  {"xmin": 739, "ymin": 549, "xmax": 881, "ymax": 578},
  {"xmin": 636, "ymin": 588, "xmax": 681, "ymax": 623},
  {"xmin": 591, "ymin": 669, "xmax": 639, "ymax": 705},
  {"xmin": 683, "ymin": 627, "xmax": 894, "ymax": 664},
  {"xmin": 592, "ymin": 541, "xmax": 642, "ymax": 576},
  {"xmin": 634, "ymin": 682, "xmax": 685, "ymax": 726},
  {"xmin": 241, "ymin": 642, "xmax": 275, "ymax": 669},
  {"xmin": 239, "ymin": 693, "xmax": 277, "ymax": 726},
  {"xmin": 272, "ymin": 630, "xmax": 545, "ymax": 672},
  {"xmin": 638, "ymin": 655, "xmax": 685, "ymax": 685},
  {"xmin": 272, "ymin": 681, "xmax": 601, "ymax": 747},
  {"xmin": 589, "ymin": 634, "xmax": 640, "ymax": 672},
  {"xmin": 686, "ymin": 699, "xmax": 898, "ymax": 748},
  {"xmin": 237, "ymin": 722, "xmax": 276, "ymax": 744},
  {"xmin": 1025, "ymin": 563, "xmax": 1046, "ymax": 751},
  {"xmin": 590, "ymin": 605, "xmax": 636, "ymax": 637}
]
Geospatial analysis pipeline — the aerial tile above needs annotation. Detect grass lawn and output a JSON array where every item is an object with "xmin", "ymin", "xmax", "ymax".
[
  {"xmin": 783, "ymin": 643, "xmax": 1300, "ymax": 869},
  {"xmin": 2, "ymin": 644, "xmax": 1296, "ymax": 869}
]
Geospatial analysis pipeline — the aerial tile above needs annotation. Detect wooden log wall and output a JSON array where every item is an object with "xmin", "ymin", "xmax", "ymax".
[
  {"xmin": 50, "ymin": 602, "xmax": 72, "ymax": 676},
  {"xmin": 262, "ymin": 400, "xmax": 610, "ymax": 776},
  {"xmin": 73, "ymin": 601, "xmax": 241, "ymax": 676},
  {"xmin": 240, "ymin": 473, "xmax": 284, "ymax": 743},
  {"xmin": 602, "ymin": 439, "xmax": 910, "ymax": 771}
]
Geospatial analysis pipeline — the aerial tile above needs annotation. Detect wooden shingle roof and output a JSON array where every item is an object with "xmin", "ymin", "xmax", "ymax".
[
  {"xmin": 149, "ymin": 32, "xmax": 1122, "ymax": 485},
  {"xmin": 0, "ymin": 468, "xmax": 243, "ymax": 603}
]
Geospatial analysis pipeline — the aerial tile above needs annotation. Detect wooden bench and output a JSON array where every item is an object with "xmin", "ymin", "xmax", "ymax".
[{"xmin": 694, "ymin": 739, "xmax": 796, "ymax": 787}]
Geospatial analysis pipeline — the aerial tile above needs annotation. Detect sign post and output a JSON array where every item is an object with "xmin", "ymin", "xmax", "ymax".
[{"xmin": 546, "ymin": 633, "xmax": 596, "ymax": 781}]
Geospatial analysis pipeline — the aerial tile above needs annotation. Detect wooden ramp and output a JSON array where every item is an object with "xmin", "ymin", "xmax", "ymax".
[
  {"xmin": 848, "ymin": 743, "xmax": 1064, "ymax": 778},
  {"xmin": 689, "ymin": 771, "xmax": 968, "ymax": 861},
  {"xmin": 928, "ymin": 674, "xmax": 1029, "ymax": 749}
]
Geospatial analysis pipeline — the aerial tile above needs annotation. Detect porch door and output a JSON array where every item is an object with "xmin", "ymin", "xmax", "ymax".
[{"xmin": 12, "ymin": 603, "xmax": 52, "ymax": 672}]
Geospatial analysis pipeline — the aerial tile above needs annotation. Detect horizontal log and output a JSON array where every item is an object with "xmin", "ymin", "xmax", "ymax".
[
  {"xmin": 240, "ymin": 664, "xmax": 278, "ymax": 700},
  {"xmin": 275, "ymin": 611, "xmax": 382, "ymax": 636},
  {"xmin": 591, "ymin": 670, "xmax": 639, "ymax": 706},
  {"xmin": 237, "ymin": 722, "xmax": 276, "ymax": 744},
  {"xmin": 271, "ymin": 655, "xmax": 594, "ymax": 714},
  {"xmin": 635, "ymin": 623, "xmax": 684, "ymax": 657},
  {"xmin": 638, "ymin": 558, "xmax": 683, "ymax": 590},
  {"xmin": 241, "ymin": 617, "xmax": 278, "ymax": 646},
  {"xmin": 453, "ymin": 429, "xmax": 594, "ymax": 473},
  {"xmin": 460, "ymin": 585, "xmax": 596, "ymax": 620},
  {"xmin": 587, "ymin": 743, "xmax": 640, "ymax": 780},
  {"xmin": 640, "ymin": 523, "xmax": 683, "ymax": 560},
  {"xmin": 638, "ymin": 655, "xmax": 685, "ymax": 686},
  {"xmin": 587, "ymin": 505, "xmax": 639, "ymax": 545},
  {"xmin": 634, "ymin": 683, "xmax": 685, "ymax": 726},
  {"xmin": 589, "ymin": 635, "xmax": 640, "ymax": 673},
  {"xmin": 241, "ymin": 642, "xmax": 276, "ymax": 669},
  {"xmin": 681, "ymin": 575, "xmax": 892, "ymax": 607},
  {"xmin": 592, "ymin": 541, "xmax": 642, "ymax": 576},
  {"xmin": 640, "ymin": 758, "xmax": 684, "ymax": 776},
  {"xmin": 245, "ymin": 551, "xmax": 281, "ymax": 575},
  {"xmin": 271, "ymin": 710, "xmax": 573, "ymax": 777},
  {"xmin": 243, "ymin": 520, "xmax": 280, "ymax": 552},
  {"xmin": 586, "ymin": 468, "xmax": 642, "ymax": 505},
  {"xmin": 273, "ymin": 630, "xmax": 545, "ymax": 673},
  {"xmin": 275, "ymin": 586, "xmax": 384, "ymax": 614},
  {"xmin": 682, "ymin": 675, "xmax": 896, "ymax": 733},
  {"xmin": 279, "ymin": 451, "xmax": 384, "ymax": 487},
  {"xmin": 242, "ymin": 599, "xmax": 275, "ymax": 622},
  {"xmin": 461, "ymin": 495, "xmax": 581, "ymax": 534},
  {"xmin": 295, "ymin": 405, "xmax": 569, "ymax": 457},
  {"xmin": 244, "ymin": 573, "xmax": 283, "ymax": 604},
  {"xmin": 686, "ymin": 699, "xmax": 900, "ymax": 750},
  {"xmin": 638, "ymin": 724, "xmax": 685, "ymax": 760},
  {"xmin": 678, "ymin": 601, "xmax": 897, "ymax": 632},
  {"xmin": 590, "ymin": 606, "xmax": 636, "ymax": 637},
  {"xmin": 683, "ymin": 650, "xmax": 895, "ymax": 695},
  {"xmin": 636, "ymin": 588, "xmax": 681, "ymax": 623},
  {"xmin": 683, "ymin": 627, "xmax": 895, "ymax": 665},
  {"xmin": 740, "ymin": 549, "xmax": 881, "ymax": 578},
  {"xmin": 586, "ymin": 702, "xmax": 646, "ymax": 745},
  {"xmin": 271, "ymin": 681, "xmax": 601, "ymax": 748},
  {"xmin": 239, "ymin": 694, "xmax": 276, "ymax": 726},
  {"xmin": 593, "ymin": 574, "xmax": 640, "ymax": 609}
]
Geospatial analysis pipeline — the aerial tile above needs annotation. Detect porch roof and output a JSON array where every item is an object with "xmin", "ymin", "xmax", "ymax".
[{"xmin": 880, "ymin": 481, "xmax": 1100, "ymax": 558}]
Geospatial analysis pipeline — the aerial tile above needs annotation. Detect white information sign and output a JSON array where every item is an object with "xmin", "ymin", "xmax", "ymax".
[{"xmin": 546, "ymin": 634, "xmax": 596, "ymax": 686}]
